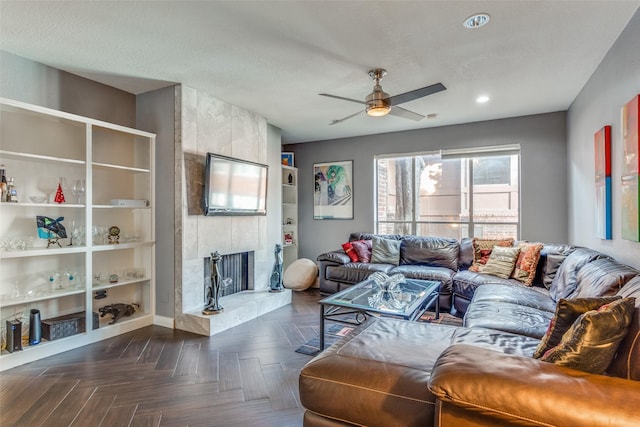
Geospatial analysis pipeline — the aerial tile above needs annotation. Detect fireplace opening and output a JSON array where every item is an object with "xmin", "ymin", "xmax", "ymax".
[{"xmin": 204, "ymin": 251, "xmax": 254, "ymax": 298}]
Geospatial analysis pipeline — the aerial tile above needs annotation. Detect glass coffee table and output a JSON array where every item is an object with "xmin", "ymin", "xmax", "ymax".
[{"xmin": 318, "ymin": 278, "xmax": 440, "ymax": 350}]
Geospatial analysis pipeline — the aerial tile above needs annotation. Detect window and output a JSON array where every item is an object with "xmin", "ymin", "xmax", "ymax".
[{"xmin": 375, "ymin": 147, "xmax": 519, "ymax": 239}]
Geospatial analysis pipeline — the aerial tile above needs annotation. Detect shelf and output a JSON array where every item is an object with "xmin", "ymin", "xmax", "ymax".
[
  {"xmin": 0, "ymin": 202, "xmax": 84, "ymax": 208},
  {"xmin": 95, "ymin": 310, "xmax": 151, "ymax": 329},
  {"xmin": 0, "ymin": 149, "xmax": 85, "ymax": 166},
  {"xmin": 0, "ymin": 331, "xmax": 87, "ymax": 356},
  {"xmin": 91, "ymin": 241, "xmax": 154, "ymax": 252},
  {"xmin": 92, "ymin": 162, "xmax": 150, "ymax": 174},
  {"xmin": 93, "ymin": 204, "xmax": 151, "ymax": 210},
  {"xmin": 0, "ymin": 97, "xmax": 156, "ymax": 370},
  {"xmin": 282, "ymin": 183, "xmax": 296, "ymax": 188},
  {"xmin": 0, "ymin": 288, "xmax": 85, "ymax": 308},
  {"xmin": 1, "ymin": 245, "xmax": 86, "ymax": 259},
  {"xmin": 93, "ymin": 276, "xmax": 150, "ymax": 291}
]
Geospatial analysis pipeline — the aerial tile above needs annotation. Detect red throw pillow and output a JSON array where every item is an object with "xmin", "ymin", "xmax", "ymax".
[
  {"xmin": 351, "ymin": 239, "xmax": 372, "ymax": 263},
  {"xmin": 341, "ymin": 242, "xmax": 359, "ymax": 262}
]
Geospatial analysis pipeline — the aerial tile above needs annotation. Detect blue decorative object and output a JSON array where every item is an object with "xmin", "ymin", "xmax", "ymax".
[{"xmin": 36, "ymin": 216, "xmax": 67, "ymax": 248}]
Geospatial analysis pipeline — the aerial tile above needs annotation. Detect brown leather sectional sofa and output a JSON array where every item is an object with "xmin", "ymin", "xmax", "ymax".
[{"xmin": 300, "ymin": 234, "xmax": 640, "ymax": 426}]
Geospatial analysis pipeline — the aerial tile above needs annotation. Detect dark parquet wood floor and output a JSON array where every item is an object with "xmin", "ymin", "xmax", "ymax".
[{"xmin": 1, "ymin": 289, "xmax": 324, "ymax": 427}]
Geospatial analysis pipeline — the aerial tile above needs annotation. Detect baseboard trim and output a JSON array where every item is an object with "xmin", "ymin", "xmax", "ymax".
[{"xmin": 153, "ymin": 315, "xmax": 174, "ymax": 329}]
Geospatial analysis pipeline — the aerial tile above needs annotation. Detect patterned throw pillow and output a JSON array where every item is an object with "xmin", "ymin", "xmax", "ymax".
[
  {"xmin": 481, "ymin": 246, "xmax": 521, "ymax": 279},
  {"xmin": 341, "ymin": 242, "xmax": 359, "ymax": 262},
  {"xmin": 468, "ymin": 238, "xmax": 514, "ymax": 272},
  {"xmin": 533, "ymin": 296, "xmax": 621, "ymax": 358},
  {"xmin": 511, "ymin": 242, "xmax": 544, "ymax": 285},
  {"xmin": 351, "ymin": 240, "xmax": 372, "ymax": 263},
  {"xmin": 370, "ymin": 237, "xmax": 401, "ymax": 266},
  {"xmin": 539, "ymin": 297, "xmax": 635, "ymax": 374}
]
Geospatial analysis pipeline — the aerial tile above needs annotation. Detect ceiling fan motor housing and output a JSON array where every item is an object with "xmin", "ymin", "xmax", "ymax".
[{"xmin": 366, "ymin": 83, "xmax": 391, "ymax": 116}]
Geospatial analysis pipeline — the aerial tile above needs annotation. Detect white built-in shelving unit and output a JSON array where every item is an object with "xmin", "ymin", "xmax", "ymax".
[
  {"xmin": 282, "ymin": 165, "xmax": 298, "ymax": 271},
  {"xmin": 0, "ymin": 97, "xmax": 156, "ymax": 370}
]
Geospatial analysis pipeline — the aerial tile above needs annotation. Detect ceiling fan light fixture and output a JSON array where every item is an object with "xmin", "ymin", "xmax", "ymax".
[
  {"xmin": 463, "ymin": 13, "xmax": 490, "ymax": 29},
  {"xmin": 366, "ymin": 82, "xmax": 391, "ymax": 117},
  {"xmin": 366, "ymin": 102, "xmax": 391, "ymax": 117}
]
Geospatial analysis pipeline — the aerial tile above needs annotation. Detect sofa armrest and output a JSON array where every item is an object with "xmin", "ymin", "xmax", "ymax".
[
  {"xmin": 428, "ymin": 344, "xmax": 640, "ymax": 427},
  {"xmin": 317, "ymin": 250, "xmax": 351, "ymax": 265}
]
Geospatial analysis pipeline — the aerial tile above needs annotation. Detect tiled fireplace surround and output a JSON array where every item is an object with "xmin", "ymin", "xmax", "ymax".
[{"xmin": 174, "ymin": 85, "xmax": 291, "ymax": 336}]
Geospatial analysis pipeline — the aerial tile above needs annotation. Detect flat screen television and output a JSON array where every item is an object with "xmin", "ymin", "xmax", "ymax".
[{"xmin": 204, "ymin": 153, "xmax": 268, "ymax": 216}]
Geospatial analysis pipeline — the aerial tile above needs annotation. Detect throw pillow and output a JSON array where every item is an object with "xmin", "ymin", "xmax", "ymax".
[
  {"xmin": 481, "ymin": 246, "xmax": 521, "ymax": 279},
  {"xmin": 370, "ymin": 237, "xmax": 401, "ymax": 266},
  {"xmin": 511, "ymin": 242, "xmax": 544, "ymax": 285},
  {"xmin": 468, "ymin": 237, "xmax": 514, "ymax": 272},
  {"xmin": 351, "ymin": 240, "xmax": 372, "ymax": 263},
  {"xmin": 341, "ymin": 242, "xmax": 359, "ymax": 262},
  {"xmin": 532, "ymin": 296, "xmax": 621, "ymax": 358},
  {"xmin": 539, "ymin": 297, "xmax": 635, "ymax": 374}
]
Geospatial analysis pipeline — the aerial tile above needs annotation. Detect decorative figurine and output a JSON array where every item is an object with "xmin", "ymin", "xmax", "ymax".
[
  {"xmin": 108, "ymin": 226, "xmax": 120, "ymax": 244},
  {"xmin": 53, "ymin": 183, "xmax": 65, "ymax": 204},
  {"xmin": 99, "ymin": 303, "xmax": 139, "ymax": 324},
  {"xmin": 203, "ymin": 251, "xmax": 226, "ymax": 315},
  {"xmin": 269, "ymin": 244, "xmax": 284, "ymax": 292},
  {"xmin": 36, "ymin": 216, "xmax": 67, "ymax": 248}
]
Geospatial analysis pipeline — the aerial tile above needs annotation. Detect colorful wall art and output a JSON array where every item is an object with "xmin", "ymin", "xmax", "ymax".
[
  {"xmin": 314, "ymin": 160, "xmax": 353, "ymax": 219},
  {"xmin": 621, "ymin": 94, "xmax": 639, "ymax": 241},
  {"xmin": 595, "ymin": 125, "xmax": 612, "ymax": 239}
]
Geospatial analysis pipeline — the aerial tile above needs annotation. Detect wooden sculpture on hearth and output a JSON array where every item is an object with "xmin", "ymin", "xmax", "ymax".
[{"xmin": 269, "ymin": 243, "xmax": 284, "ymax": 292}]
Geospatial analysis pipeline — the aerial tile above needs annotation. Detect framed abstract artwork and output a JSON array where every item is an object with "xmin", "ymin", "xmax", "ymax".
[
  {"xmin": 621, "ymin": 94, "xmax": 639, "ymax": 242},
  {"xmin": 281, "ymin": 152, "xmax": 294, "ymax": 167},
  {"xmin": 595, "ymin": 125, "xmax": 612, "ymax": 239},
  {"xmin": 313, "ymin": 160, "xmax": 353, "ymax": 219}
]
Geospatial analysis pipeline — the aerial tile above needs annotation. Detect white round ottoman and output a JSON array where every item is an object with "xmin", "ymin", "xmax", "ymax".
[{"xmin": 283, "ymin": 258, "xmax": 318, "ymax": 291}]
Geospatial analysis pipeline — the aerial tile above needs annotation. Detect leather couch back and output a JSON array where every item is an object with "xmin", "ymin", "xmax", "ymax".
[
  {"xmin": 532, "ymin": 244, "xmax": 575, "ymax": 288},
  {"xmin": 609, "ymin": 275, "xmax": 640, "ymax": 380},
  {"xmin": 399, "ymin": 236, "xmax": 459, "ymax": 271},
  {"xmin": 348, "ymin": 232, "xmax": 402, "ymax": 242}
]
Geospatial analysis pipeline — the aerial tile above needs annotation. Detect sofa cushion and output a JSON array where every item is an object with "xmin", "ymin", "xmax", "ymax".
[
  {"xmin": 299, "ymin": 318, "xmax": 457, "ymax": 427},
  {"xmin": 468, "ymin": 237, "xmax": 514, "ymax": 272},
  {"xmin": 350, "ymin": 239, "xmax": 372, "ymax": 263},
  {"xmin": 463, "ymin": 301, "xmax": 554, "ymax": 339},
  {"xmin": 608, "ymin": 275, "xmax": 640, "ymax": 380},
  {"xmin": 470, "ymin": 283, "xmax": 555, "ymax": 312},
  {"xmin": 549, "ymin": 248, "xmax": 610, "ymax": 302},
  {"xmin": 482, "ymin": 246, "xmax": 521, "ymax": 279},
  {"xmin": 458, "ymin": 237, "xmax": 474, "ymax": 270},
  {"xmin": 540, "ymin": 298, "xmax": 636, "ymax": 374},
  {"xmin": 371, "ymin": 237, "xmax": 401, "ymax": 265},
  {"xmin": 325, "ymin": 262, "xmax": 393, "ymax": 285},
  {"xmin": 511, "ymin": 242, "xmax": 544, "ymax": 285},
  {"xmin": 452, "ymin": 270, "xmax": 524, "ymax": 304},
  {"xmin": 391, "ymin": 265, "xmax": 455, "ymax": 293},
  {"xmin": 341, "ymin": 242, "xmax": 359, "ymax": 262},
  {"xmin": 573, "ymin": 258, "xmax": 639, "ymax": 298},
  {"xmin": 533, "ymin": 296, "xmax": 621, "ymax": 358},
  {"xmin": 399, "ymin": 236, "xmax": 459, "ymax": 270},
  {"xmin": 534, "ymin": 244, "xmax": 575, "ymax": 289}
]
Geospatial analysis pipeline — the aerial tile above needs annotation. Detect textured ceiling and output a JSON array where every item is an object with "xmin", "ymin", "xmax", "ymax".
[{"xmin": 1, "ymin": 1, "xmax": 638, "ymax": 144}]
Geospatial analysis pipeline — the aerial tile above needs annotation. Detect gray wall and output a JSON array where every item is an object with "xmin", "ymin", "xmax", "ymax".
[
  {"xmin": 285, "ymin": 112, "xmax": 567, "ymax": 260},
  {"xmin": 567, "ymin": 7, "xmax": 640, "ymax": 269},
  {"xmin": 136, "ymin": 87, "xmax": 176, "ymax": 318},
  {"xmin": 1, "ymin": 51, "xmax": 135, "ymax": 127}
]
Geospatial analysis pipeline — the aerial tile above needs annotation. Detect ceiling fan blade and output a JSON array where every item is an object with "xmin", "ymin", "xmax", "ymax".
[
  {"xmin": 389, "ymin": 106, "xmax": 425, "ymax": 121},
  {"xmin": 329, "ymin": 110, "xmax": 364, "ymax": 125},
  {"xmin": 386, "ymin": 82, "xmax": 446, "ymax": 106},
  {"xmin": 319, "ymin": 93, "xmax": 366, "ymax": 105}
]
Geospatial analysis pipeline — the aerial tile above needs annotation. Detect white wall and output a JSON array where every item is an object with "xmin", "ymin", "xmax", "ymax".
[
  {"xmin": 285, "ymin": 112, "xmax": 567, "ymax": 260},
  {"xmin": 567, "ymin": 8, "xmax": 640, "ymax": 269}
]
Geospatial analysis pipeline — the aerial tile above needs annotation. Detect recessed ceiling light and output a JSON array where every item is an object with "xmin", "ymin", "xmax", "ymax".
[
  {"xmin": 476, "ymin": 95, "xmax": 490, "ymax": 104},
  {"xmin": 463, "ymin": 13, "xmax": 490, "ymax": 29}
]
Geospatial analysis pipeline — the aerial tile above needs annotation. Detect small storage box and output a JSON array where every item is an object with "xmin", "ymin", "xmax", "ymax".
[{"xmin": 42, "ymin": 312, "xmax": 99, "ymax": 341}]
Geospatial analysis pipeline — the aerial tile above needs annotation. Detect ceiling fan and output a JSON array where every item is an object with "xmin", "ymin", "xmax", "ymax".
[{"xmin": 319, "ymin": 69, "xmax": 446, "ymax": 125}]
